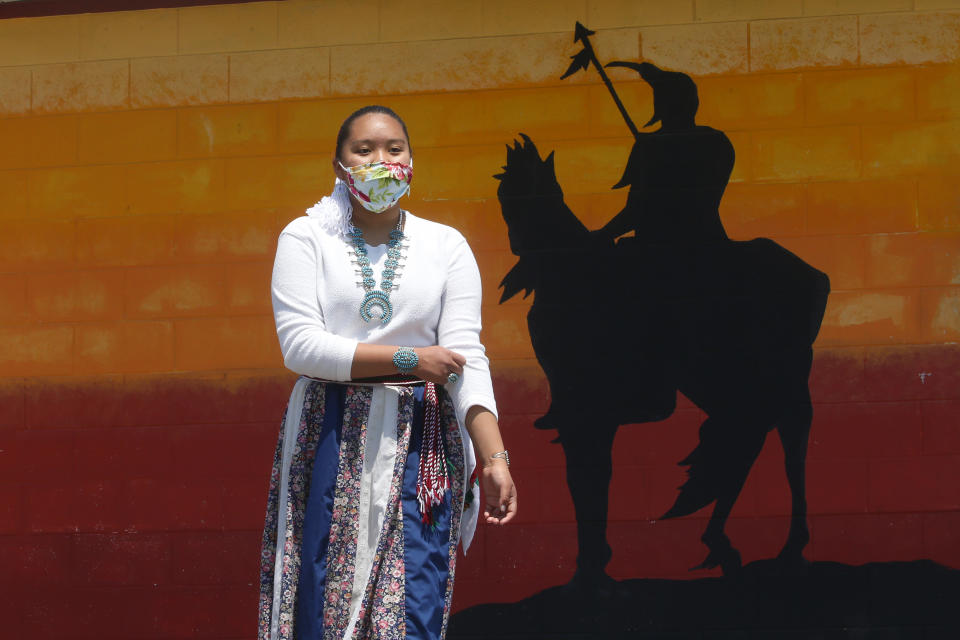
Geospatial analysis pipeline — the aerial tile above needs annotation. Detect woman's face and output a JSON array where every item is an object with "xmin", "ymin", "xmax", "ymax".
[{"xmin": 335, "ymin": 113, "xmax": 411, "ymax": 176}]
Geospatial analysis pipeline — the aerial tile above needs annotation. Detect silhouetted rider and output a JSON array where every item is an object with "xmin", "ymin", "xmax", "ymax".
[
  {"xmin": 594, "ymin": 63, "xmax": 732, "ymax": 245},
  {"xmin": 567, "ymin": 63, "xmax": 738, "ymax": 590}
]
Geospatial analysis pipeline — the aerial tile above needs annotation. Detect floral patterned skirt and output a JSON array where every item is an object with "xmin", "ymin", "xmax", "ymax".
[{"xmin": 258, "ymin": 378, "xmax": 466, "ymax": 640}]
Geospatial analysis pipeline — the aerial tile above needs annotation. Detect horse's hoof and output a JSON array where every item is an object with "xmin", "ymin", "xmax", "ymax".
[
  {"xmin": 691, "ymin": 547, "xmax": 742, "ymax": 576},
  {"xmin": 564, "ymin": 568, "xmax": 620, "ymax": 600}
]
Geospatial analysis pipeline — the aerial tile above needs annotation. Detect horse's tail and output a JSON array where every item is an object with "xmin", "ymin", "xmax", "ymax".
[{"xmin": 661, "ymin": 418, "xmax": 769, "ymax": 520}]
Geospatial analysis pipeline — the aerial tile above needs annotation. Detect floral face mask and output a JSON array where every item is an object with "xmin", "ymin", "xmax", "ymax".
[{"xmin": 339, "ymin": 160, "xmax": 413, "ymax": 213}]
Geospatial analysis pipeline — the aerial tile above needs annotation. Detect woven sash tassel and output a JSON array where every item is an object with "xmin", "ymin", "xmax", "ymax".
[{"xmin": 417, "ymin": 382, "xmax": 450, "ymax": 526}]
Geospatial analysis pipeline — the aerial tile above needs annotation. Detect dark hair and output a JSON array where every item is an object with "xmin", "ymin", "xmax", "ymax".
[{"xmin": 335, "ymin": 105, "xmax": 412, "ymax": 160}]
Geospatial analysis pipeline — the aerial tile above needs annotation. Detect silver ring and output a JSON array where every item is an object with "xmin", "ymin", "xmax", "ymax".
[{"xmin": 447, "ymin": 372, "xmax": 460, "ymax": 384}]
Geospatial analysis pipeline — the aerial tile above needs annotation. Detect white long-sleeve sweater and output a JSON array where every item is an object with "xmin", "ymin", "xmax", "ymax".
[{"xmin": 271, "ymin": 211, "xmax": 498, "ymax": 426}]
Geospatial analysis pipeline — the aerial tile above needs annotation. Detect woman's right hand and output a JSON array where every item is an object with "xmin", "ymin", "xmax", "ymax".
[{"xmin": 414, "ymin": 346, "xmax": 465, "ymax": 384}]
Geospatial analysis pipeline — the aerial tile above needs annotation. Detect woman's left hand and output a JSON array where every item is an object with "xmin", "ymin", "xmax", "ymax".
[{"xmin": 481, "ymin": 461, "xmax": 517, "ymax": 525}]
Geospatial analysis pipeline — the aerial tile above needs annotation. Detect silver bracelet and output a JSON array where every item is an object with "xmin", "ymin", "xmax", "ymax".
[{"xmin": 488, "ymin": 450, "xmax": 510, "ymax": 468}]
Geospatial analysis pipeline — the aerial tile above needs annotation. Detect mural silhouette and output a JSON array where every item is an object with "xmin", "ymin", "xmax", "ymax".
[
  {"xmin": 449, "ymin": 21, "xmax": 960, "ymax": 640},
  {"xmin": 497, "ymin": 23, "xmax": 829, "ymax": 584}
]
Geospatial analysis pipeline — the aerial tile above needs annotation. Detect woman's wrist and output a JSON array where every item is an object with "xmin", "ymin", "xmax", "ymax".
[{"xmin": 483, "ymin": 450, "xmax": 510, "ymax": 468}]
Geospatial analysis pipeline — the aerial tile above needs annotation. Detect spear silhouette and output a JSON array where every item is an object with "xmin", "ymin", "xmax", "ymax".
[{"xmin": 561, "ymin": 22, "xmax": 640, "ymax": 141}]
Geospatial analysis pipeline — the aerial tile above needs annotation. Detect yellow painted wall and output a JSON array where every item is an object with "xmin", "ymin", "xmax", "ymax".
[{"xmin": 1, "ymin": 1, "xmax": 959, "ymax": 383}]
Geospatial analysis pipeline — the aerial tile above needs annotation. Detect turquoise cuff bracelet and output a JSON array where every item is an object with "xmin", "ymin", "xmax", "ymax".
[{"xmin": 393, "ymin": 347, "xmax": 418, "ymax": 372}]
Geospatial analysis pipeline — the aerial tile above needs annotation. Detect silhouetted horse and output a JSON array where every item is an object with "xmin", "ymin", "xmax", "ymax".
[{"xmin": 495, "ymin": 64, "xmax": 830, "ymax": 584}]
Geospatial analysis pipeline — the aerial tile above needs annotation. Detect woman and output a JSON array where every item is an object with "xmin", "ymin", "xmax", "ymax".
[{"xmin": 258, "ymin": 105, "xmax": 517, "ymax": 640}]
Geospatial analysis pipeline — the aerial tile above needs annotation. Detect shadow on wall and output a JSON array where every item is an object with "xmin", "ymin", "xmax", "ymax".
[{"xmin": 449, "ymin": 22, "xmax": 958, "ymax": 638}]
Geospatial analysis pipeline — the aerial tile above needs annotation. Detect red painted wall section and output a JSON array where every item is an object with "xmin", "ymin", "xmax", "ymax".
[{"xmin": 1, "ymin": 344, "xmax": 957, "ymax": 631}]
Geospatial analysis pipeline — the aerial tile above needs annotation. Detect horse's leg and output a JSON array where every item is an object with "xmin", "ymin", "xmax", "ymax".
[
  {"xmin": 775, "ymin": 382, "xmax": 813, "ymax": 566},
  {"xmin": 691, "ymin": 416, "xmax": 769, "ymax": 576},
  {"xmin": 558, "ymin": 422, "xmax": 618, "ymax": 589},
  {"xmin": 696, "ymin": 493, "xmax": 743, "ymax": 576}
]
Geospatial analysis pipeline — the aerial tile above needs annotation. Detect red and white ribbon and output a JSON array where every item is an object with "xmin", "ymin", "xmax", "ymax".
[{"xmin": 416, "ymin": 382, "xmax": 450, "ymax": 526}]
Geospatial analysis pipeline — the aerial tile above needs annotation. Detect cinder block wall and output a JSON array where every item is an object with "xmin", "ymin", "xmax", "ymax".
[{"xmin": 0, "ymin": 0, "xmax": 958, "ymax": 635}]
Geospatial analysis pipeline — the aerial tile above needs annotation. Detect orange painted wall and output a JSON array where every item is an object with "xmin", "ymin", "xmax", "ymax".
[{"xmin": 1, "ymin": 1, "xmax": 958, "ymax": 635}]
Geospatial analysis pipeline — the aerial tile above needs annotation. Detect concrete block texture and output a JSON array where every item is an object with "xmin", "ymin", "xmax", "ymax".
[
  {"xmin": 695, "ymin": 0, "xmax": 803, "ymax": 22},
  {"xmin": 861, "ymin": 11, "xmax": 960, "ymax": 66},
  {"xmin": 27, "ymin": 165, "xmax": 126, "ymax": 219},
  {"xmin": 920, "ymin": 287, "xmax": 960, "ymax": 341},
  {"xmin": 125, "ymin": 265, "xmax": 226, "ymax": 319},
  {"xmin": 0, "ymin": 115, "xmax": 78, "ymax": 171},
  {"xmin": 803, "ymin": 0, "xmax": 912, "ymax": 15},
  {"xmin": 641, "ymin": 21, "xmax": 749, "ymax": 76},
  {"xmin": 32, "ymin": 60, "xmax": 129, "ymax": 114},
  {"xmin": 222, "ymin": 156, "xmax": 329, "ymax": 210},
  {"xmin": 0, "ymin": 275, "xmax": 27, "ymax": 325},
  {"xmin": 586, "ymin": 0, "xmax": 694, "ymax": 28},
  {"xmin": 76, "ymin": 215, "xmax": 180, "ymax": 267},
  {"xmin": 919, "ymin": 174, "xmax": 960, "ymax": 231},
  {"xmin": 0, "ymin": 220, "xmax": 75, "ymax": 271},
  {"xmin": 78, "ymin": 110, "xmax": 178, "ymax": 164},
  {"xmin": 131, "ymin": 55, "xmax": 229, "ymax": 109},
  {"xmin": 126, "ymin": 160, "xmax": 226, "ymax": 216},
  {"xmin": 778, "ymin": 234, "xmax": 868, "ymax": 290},
  {"xmin": 865, "ymin": 232, "xmax": 960, "ymax": 288},
  {"xmin": 0, "ymin": 15, "xmax": 79, "ymax": 66},
  {"xmin": 78, "ymin": 9, "xmax": 177, "ymax": 61},
  {"xmin": 0, "ymin": 68, "xmax": 31, "ymax": 117},
  {"xmin": 0, "ymin": 171, "xmax": 29, "ymax": 221},
  {"xmin": 0, "ymin": 326, "xmax": 74, "ymax": 377},
  {"xmin": 862, "ymin": 120, "xmax": 960, "ymax": 177},
  {"xmin": 229, "ymin": 48, "xmax": 330, "ymax": 103},
  {"xmin": 177, "ymin": 1, "xmax": 278, "ymax": 54},
  {"xmin": 75, "ymin": 321, "xmax": 175, "ymax": 375},
  {"xmin": 276, "ymin": 98, "xmax": 367, "ymax": 154},
  {"xmin": 819, "ymin": 290, "xmax": 919, "ymax": 346},
  {"xmin": 173, "ymin": 210, "xmax": 278, "ymax": 263},
  {"xmin": 915, "ymin": 0, "xmax": 960, "ymax": 9},
  {"xmin": 486, "ymin": 86, "xmax": 592, "ymax": 143},
  {"xmin": 586, "ymin": 81, "xmax": 653, "ymax": 138},
  {"xmin": 177, "ymin": 104, "xmax": 278, "ymax": 158},
  {"xmin": 380, "ymin": 0, "xmax": 484, "ymax": 41},
  {"xmin": 719, "ymin": 182, "xmax": 806, "ymax": 238},
  {"xmin": 750, "ymin": 125, "xmax": 861, "ymax": 181},
  {"xmin": 916, "ymin": 65, "xmax": 960, "ymax": 120},
  {"xmin": 806, "ymin": 178, "xmax": 918, "ymax": 235},
  {"xmin": 482, "ymin": 0, "xmax": 589, "ymax": 37},
  {"xmin": 697, "ymin": 73, "xmax": 804, "ymax": 130},
  {"xmin": 750, "ymin": 15, "xmax": 858, "ymax": 71},
  {"xmin": 224, "ymin": 261, "xmax": 274, "ymax": 314},
  {"xmin": 173, "ymin": 316, "xmax": 280, "ymax": 370},
  {"xmin": 277, "ymin": 0, "xmax": 380, "ymax": 48},
  {"xmin": 803, "ymin": 68, "xmax": 915, "ymax": 126},
  {"xmin": 330, "ymin": 28, "xmax": 640, "ymax": 96},
  {"xmin": 27, "ymin": 271, "xmax": 125, "ymax": 323}
]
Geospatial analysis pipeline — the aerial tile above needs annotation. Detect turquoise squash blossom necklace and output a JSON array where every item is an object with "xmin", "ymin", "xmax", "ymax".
[{"xmin": 349, "ymin": 212, "xmax": 406, "ymax": 324}]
